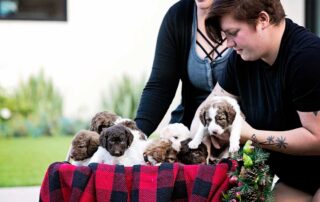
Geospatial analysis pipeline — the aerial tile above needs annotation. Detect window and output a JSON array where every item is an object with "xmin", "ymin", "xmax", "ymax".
[
  {"xmin": 305, "ymin": 0, "xmax": 320, "ymax": 36},
  {"xmin": 0, "ymin": 0, "xmax": 67, "ymax": 21}
]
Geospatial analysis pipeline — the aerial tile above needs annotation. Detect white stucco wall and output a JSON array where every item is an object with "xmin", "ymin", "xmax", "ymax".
[{"xmin": 282, "ymin": 0, "xmax": 305, "ymax": 26}]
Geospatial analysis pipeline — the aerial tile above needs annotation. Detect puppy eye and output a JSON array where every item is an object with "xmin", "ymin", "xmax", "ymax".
[
  {"xmin": 173, "ymin": 136, "xmax": 178, "ymax": 139},
  {"xmin": 206, "ymin": 118, "xmax": 212, "ymax": 122}
]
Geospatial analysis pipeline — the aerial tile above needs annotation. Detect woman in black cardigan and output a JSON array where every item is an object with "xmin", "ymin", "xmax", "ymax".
[{"xmin": 135, "ymin": 0, "xmax": 232, "ymax": 136}]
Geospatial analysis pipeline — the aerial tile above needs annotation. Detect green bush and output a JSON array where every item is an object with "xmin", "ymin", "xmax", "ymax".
[
  {"xmin": 0, "ymin": 70, "xmax": 64, "ymax": 137},
  {"xmin": 101, "ymin": 75, "xmax": 145, "ymax": 119}
]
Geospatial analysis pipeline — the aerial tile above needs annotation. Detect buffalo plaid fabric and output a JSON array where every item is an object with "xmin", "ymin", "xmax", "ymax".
[{"xmin": 40, "ymin": 159, "xmax": 237, "ymax": 202}]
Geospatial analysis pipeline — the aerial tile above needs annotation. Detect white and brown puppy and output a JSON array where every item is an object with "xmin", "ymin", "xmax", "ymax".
[
  {"xmin": 65, "ymin": 130, "xmax": 100, "ymax": 166},
  {"xmin": 143, "ymin": 140, "xmax": 178, "ymax": 165},
  {"xmin": 159, "ymin": 123, "xmax": 191, "ymax": 152},
  {"xmin": 89, "ymin": 124, "xmax": 147, "ymax": 166},
  {"xmin": 143, "ymin": 123, "xmax": 191, "ymax": 165},
  {"xmin": 188, "ymin": 96, "xmax": 242, "ymax": 159},
  {"xmin": 89, "ymin": 111, "xmax": 120, "ymax": 134}
]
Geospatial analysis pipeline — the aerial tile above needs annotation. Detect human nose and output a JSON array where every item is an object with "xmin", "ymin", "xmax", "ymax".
[{"xmin": 226, "ymin": 38, "xmax": 236, "ymax": 48}]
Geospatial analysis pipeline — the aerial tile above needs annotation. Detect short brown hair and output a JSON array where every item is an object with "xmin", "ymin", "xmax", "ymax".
[{"xmin": 205, "ymin": 0, "xmax": 286, "ymax": 42}]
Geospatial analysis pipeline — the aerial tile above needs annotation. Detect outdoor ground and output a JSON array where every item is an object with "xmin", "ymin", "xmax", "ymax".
[
  {"xmin": 0, "ymin": 186, "xmax": 40, "ymax": 202},
  {"xmin": 0, "ymin": 136, "xmax": 72, "ymax": 187}
]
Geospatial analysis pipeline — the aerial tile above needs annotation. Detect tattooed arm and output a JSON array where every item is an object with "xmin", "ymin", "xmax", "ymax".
[{"xmin": 241, "ymin": 111, "xmax": 320, "ymax": 155}]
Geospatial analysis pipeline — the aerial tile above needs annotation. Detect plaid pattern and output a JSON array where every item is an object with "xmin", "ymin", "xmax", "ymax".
[{"xmin": 40, "ymin": 159, "xmax": 237, "ymax": 202}]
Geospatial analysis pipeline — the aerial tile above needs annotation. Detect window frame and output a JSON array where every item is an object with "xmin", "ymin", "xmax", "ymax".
[
  {"xmin": 0, "ymin": 0, "xmax": 67, "ymax": 21},
  {"xmin": 305, "ymin": 0, "xmax": 319, "ymax": 35}
]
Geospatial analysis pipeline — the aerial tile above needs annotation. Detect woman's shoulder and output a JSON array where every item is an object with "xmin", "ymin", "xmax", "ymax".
[{"xmin": 166, "ymin": 0, "xmax": 194, "ymax": 18}]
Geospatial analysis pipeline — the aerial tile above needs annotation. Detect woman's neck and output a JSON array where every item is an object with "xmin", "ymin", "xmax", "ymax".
[{"xmin": 197, "ymin": 7, "xmax": 210, "ymax": 28}]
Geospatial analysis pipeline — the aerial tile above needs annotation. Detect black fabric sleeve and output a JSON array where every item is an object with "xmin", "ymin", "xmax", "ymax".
[
  {"xmin": 288, "ymin": 48, "xmax": 320, "ymax": 112},
  {"xmin": 217, "ymin": 51, "xmax": 239, "ymax": 96},
  {"xmin": 135, "ymin": 4, "xmax": 181, "ymax": 136}
]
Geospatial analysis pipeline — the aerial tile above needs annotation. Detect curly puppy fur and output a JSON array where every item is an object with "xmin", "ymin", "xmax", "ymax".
[
  {"xmin": 159, "ymin": 123, "xmax": 191, "ymax": 152},
  {"xmin": 100, "ymin": 124, "xmax": 134, "ymax": 156},
  {"xmin": 66, "ymin": 130, "xmax": 100, "ymax": 166},
  {"xmin": 89, "ymin": 111, "xmax": 120, "ymax": 134},
  {"xmin": 89, "ymin": 124, "xmax": 147, "ymax": 165},
  {"xmin": 177, "ymin": 138, "xmax": 208, "ymax": 165},
  {"xmin": 116, "ymin": 118, "xmax": 147, "ymax": 140},
  {"xmin": 143, "ymin": 140, "xmax": 178, "ymax": 165}
]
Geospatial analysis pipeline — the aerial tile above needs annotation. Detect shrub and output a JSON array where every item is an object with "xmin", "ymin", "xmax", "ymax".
[
  {"xmin": 0, "ymin": 69, "xmax": 64, "ymax": 137},
  {"xmin": 101, "ymin": 75, "xmax": 145, "ymax": 119}
]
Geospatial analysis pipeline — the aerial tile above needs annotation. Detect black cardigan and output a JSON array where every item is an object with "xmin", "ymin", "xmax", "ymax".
[{"xmin": 135, "ymin": 0, "xmax": 205, "ymax": 136}]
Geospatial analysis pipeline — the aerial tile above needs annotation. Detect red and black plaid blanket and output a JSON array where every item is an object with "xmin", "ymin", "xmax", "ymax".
[{"xmin": 40, "ymin": 159, "xmax": 237, "ymax": 202}]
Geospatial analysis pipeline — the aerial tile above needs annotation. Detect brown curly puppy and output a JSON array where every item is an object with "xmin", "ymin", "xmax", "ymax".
[
  {"xmin": 143, "ymin": 140, "xmax": 178, "ymax": 165},
  {"xmin": 66, "ymin": 130, "xmax": 100, "ymax": 166},
  {"xmin": 89, "ymin": 111, "xmax": 120, "ymax": 134}
]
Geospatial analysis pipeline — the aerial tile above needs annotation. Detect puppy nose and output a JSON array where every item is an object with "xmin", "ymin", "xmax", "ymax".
[
  {"xmin": 211, "ymin": 130, "xmax": 218, "ymax": 135},
  {"xmin": 113, "ymin": 150, "xmax": 123, "ymax": 156}
]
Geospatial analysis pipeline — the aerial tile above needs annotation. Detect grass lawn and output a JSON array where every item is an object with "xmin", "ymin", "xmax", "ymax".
[{"xmin": 0, "ymin": 136, "xmax": 73, "ymax": 187}]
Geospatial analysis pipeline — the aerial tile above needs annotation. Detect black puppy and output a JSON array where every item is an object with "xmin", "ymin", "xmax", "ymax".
[
  {"xmin": 100, "ymin": 124, "xmax": 133, "ymax": 156},
  {"xmin": 89, "ymin": 124, "xmax": 141, "ymax": 165},
  {"xmin": 177, "ymin": 138, "xmax": 208, "ymax": 165}
]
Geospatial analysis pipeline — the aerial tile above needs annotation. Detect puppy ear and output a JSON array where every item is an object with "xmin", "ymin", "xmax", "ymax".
[
  {"xmin": 98, "ymin": 125, "xmax": 107, "ymax": 134},
  {"xmin": 87, "ymin": 135, "xmax": 99, "ymax": 156},
  {"xmin": 126, "ymin": 129, "xmax": 134, "ymax": 147},
  {"xmin": 99, "ymin": 129, "xmax": 108, "ymax": 147},
  {"xmin": 199, "ymin": 104, "xmax": 210, "ymax": 126},
  {"xmin": 225, "ymin": 105, "xmax": 236, "ymax": 124}
]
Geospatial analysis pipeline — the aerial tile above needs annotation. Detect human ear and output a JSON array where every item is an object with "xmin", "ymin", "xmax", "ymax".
[{"xmin": 257, "ymin": 11, "xmax": 270, "ymax": 30}]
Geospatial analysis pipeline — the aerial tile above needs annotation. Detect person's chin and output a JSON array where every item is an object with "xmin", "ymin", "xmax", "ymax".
[{"xmin": 239, "ymin": 53, "xmax": 256, "ymax": 61}]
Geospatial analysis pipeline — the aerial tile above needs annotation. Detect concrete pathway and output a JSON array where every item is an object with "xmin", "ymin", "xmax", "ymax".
[{"xmin": 0, "ymin": 186, "xmax": 40, "ymax": 202}]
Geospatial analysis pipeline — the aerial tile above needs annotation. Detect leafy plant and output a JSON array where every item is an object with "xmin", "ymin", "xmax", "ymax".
[
  {"xmin": 0, "ymin": 69, "xmax": 64, "ymax": 137},
  {"xmin": 101, "ymin": 75, "xmax": 145, "ymax": 119}
]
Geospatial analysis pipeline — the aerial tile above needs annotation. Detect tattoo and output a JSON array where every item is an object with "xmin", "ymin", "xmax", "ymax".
[
  {"xmin": 250, "ymin": 134, "xmax": 288, "ymax": 149},
  {"xmin": 313, "ymin": 111, "xmax": 319, "ymax": 116},
  {"xmin": 276, "ymin": 137, "xmax": 288, "ymax": 149}
]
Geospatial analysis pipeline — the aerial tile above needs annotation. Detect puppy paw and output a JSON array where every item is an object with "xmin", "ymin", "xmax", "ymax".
[
  {"xmin": 188, "ymin": 140, "xmax": 200, "ymax": 149},
  {"xmin": 228, "ymin": 144, "xmax": 240, "ymax": 153}
]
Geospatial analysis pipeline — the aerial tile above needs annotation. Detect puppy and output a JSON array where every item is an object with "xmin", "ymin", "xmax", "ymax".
[
  {"xmin": 177, "ymin": 138, "xmax": 208, "ymax": 165},
  {"xmin": 115, "ymin": 118, "xmax": 147, "ymax": 140},
  {"xmin": 188, "ymin": 96, "xmax": 242, "ymax": 160},
  {"xmin": 65, "ymin": 130, "xmax": 100, "ymax": 166},
  {"xmin": 159, "ymin": 123, "xmax": 191, "ymax": 151},
  {"xmin": 89, "ymin": 124, "xmax": 146, "ymax": 166},
  {"xmin": 143, "ymin": 140, "xmax": 178, "ymax": 165},
  {"xmin": 143, "ymin": 123, "xmax": 190, "ymax": 165},
  {"xmin": 89, "ymin": 111, "xmax": 120, "ymax": 134}
]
